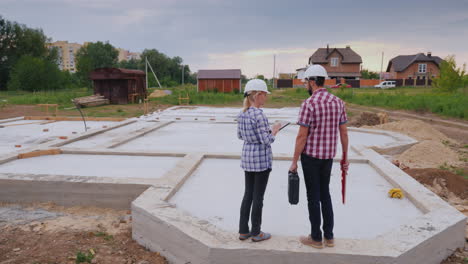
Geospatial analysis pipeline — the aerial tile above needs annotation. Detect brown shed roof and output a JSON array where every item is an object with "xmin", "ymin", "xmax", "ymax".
[
  {"xmin": 386, "ymin": 53, "xmax": 443, "ymax": 72},
  {"xmin": 309, "ymin": 47, "xmax": 362, "ymax": 64},
  {"xmin": 89, "ymin": 68, "xmax": 145, "ymax": 80},
  {"xmin": 197, "ymin": 69, "xmax": 241, "ymax": 79}
]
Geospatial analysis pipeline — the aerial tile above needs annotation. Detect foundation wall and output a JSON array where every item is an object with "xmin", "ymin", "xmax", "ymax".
[
  {"xmin": 132, "ymin": 204, "xmax": 211, "ymax": 264},
  {"xmin": 0, "ymin": 179, "xmax": 149, "ymax": 210}
]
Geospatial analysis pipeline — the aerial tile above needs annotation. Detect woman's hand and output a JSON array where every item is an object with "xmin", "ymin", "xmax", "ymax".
[{"xmin": 271, "ymin": 122, "xmax": 281, "ymax": 136}]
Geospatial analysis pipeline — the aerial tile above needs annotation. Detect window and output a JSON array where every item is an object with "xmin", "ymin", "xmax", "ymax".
[
  {"xmin": 418, "ymin": 64, "xmax": 427, "ymax": 73},
  {"xmin": 331, "ymin": 57, "xmax": 338, "ymax": 67}
]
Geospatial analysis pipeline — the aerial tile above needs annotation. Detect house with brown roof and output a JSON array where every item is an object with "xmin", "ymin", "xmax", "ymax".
[
  {"xmin": 386, "ymin": 52, "xmax": 443, "ymax": 80},
  {"xmin": 197, "ymin": 69, "xmax": 241, "ymax": 92},
  {"xmin": 309, "ymin": 45, "xmax": 362, "ymax": 80}
]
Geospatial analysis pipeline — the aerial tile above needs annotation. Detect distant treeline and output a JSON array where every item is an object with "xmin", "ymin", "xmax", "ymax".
[{"xmin": 0, "ymin": 15, "xmax": 195, "ymax": 92}]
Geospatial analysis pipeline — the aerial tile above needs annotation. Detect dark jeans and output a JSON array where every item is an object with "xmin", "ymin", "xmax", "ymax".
[
  {"xmin": 239, "ymin": 169, "xmax": 271, "ymax": 236},
  {"xmin": 301, "ymin": 154, "xmax": 334, "ymax": 241}
]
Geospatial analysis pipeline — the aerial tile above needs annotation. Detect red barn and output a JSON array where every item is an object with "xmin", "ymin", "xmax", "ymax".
[{"xmin": 197, "ymin": 69, "xmax": 241, "ymax": 93}]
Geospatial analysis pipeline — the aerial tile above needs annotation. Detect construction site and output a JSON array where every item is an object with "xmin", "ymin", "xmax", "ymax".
[{"xmin": 0, "ymin": 106, "xmax": 467, "ymax": 264}]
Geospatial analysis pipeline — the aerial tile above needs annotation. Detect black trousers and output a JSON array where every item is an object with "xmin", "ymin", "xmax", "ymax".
[
  {"xmin": 239, "ymin": 169, "xmax": 271, "ymax": 236},
  {"xmin": 301, "ymin": 154, "xmax": 334, "ymax": 241}
]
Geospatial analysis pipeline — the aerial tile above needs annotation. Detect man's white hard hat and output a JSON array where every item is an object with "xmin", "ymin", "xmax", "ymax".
[
  {"xmin": 302, "ymin": 65, "xmax": 328, "ymax": 81},
  {"xmin": 244, "ymin": 79, "xmax": 270, "ymax": 94}
]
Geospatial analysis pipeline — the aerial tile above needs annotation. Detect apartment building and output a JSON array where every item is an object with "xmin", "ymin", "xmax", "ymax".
[
  {"xmin": 117, "ymin": 48, "xmax": 141, "ymax": 62},
  {"xmin": 48, "ymin": 41, "xmax": 82, "ymax": 72}
]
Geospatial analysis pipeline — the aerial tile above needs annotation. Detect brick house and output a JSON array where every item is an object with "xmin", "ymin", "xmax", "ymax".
[
  {"xmin": 386, "ymin": 53, "xmax": 443, "ymax": 80},
  {"xmin": 308, "ymin": 45, "xmax": 362, "ymax": 80}
]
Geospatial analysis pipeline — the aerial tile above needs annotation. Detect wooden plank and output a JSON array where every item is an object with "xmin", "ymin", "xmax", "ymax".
[
  {"xmin": 24, "ymin": 116, "xmax": 126, "ymax": 122},
  {"xmin": 18, "ymin": 149, "xmax": 62, "ymax": 159}
]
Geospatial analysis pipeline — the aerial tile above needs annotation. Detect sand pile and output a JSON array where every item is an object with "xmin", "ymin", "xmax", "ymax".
[
  {"xmin": 149, "ymin": 90, "xmax": 172, "ymax": 98},
  {"xmin": 364, "ymin": 119, "xmax": 453, "ymax": 143},
  {"xmin": 352, "ymin": 112, "xmax": 381, "ymax": 127},
  {"xmin": 395, "ymin": 140, "xmax": 462, "ymax": 169}
]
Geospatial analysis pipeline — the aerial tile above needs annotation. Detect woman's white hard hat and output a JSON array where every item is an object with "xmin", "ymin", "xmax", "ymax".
[
  {"xmin": 302, "ymin": 65, "xmax": 328, "ymax": 81},
  {"xmin": 244, "ymin": 79, "xmax": 270, "ymax": 94}
]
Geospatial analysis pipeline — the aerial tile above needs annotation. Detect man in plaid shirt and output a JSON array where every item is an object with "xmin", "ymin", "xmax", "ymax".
[{"xmin": 289, "ymin": 65, "xmax": 349, "ymax": 249}]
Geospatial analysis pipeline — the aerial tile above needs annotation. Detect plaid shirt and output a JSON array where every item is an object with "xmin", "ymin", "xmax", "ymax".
[
  {"xmin": 297, "ymin": 88, "xmax": 347, "ymax": 159},
  {"xmin": 237, "ymin": 107, "xmax": 275, "ymax": 172}
]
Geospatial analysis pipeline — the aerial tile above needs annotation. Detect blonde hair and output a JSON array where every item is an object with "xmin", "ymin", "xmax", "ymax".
[{"xmin": 242, "ymin": 91, "xmax": 260, "ymax": 112}]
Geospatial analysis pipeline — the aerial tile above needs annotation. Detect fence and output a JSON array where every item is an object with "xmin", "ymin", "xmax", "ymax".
[{"xmin": 276, "ymin": 78, "xmax": 432, "ymax": 88}]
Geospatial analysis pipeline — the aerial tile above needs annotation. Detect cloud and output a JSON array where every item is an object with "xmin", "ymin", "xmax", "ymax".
[
  {"xmin": 194, "ymin": 40, "xmax": 468, "ymax": 78},
  {"xmin": 110, "ymin": 8, "xmax": 156, "ymax": 27}
]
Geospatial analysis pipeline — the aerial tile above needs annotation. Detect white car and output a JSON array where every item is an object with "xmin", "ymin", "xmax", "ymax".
[{"xmin": 374, "ymin": 81, "xmax": 396, "ymax": 89}]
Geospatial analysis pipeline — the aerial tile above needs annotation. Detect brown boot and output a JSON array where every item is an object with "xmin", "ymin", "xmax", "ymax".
[
  {"xmin": 324, "ymin": 238, "xmax": 334, "ymax": 247},
  {"xmin": 299, "ymin": 235, "xmax": 323, "ymax": 249}
]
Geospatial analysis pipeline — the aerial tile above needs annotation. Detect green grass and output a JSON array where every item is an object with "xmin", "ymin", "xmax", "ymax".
[
  {"xmin": 149, "ymin": 84, "xmax": 243, "ymax": 105},
  {"xmin": 0, "ymin": 88, "xmax": 92, "ymax": 108},
  {"xmin": 332, "ymin": 87, "xmax": 468, "ymax": 120},
  {"xmin": 75, "ymin": 250, "xmax": 95, "ymax": 263},
  {"xmin": 94, "ymin": 231, "xmax": 113, "ymax": 241},
  {"xmin": 1, "ymin": 85, "xmax": 467, "ymax": 121}
]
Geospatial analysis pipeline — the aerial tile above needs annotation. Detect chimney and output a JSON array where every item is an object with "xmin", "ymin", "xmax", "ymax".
[
  {"xmin": 346, "ymin": 45, "xmax": 350, "ymax": 49},
  {"xmin": 327, "ymin": 44, "xmax": 329, "ymax": 53},
  {"xmin": 427, "ymin": 52, "xmax": 432, "ymax": 57}
]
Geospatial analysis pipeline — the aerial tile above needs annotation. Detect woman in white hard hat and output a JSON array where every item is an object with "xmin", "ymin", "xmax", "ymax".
[{"xmin": 237, "ymin": 79, "xmax": 281, "ymax": 242}]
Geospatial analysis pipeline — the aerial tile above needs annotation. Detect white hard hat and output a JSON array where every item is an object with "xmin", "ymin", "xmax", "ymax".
[
  {"xmin": 244, "ymin": 79, "xmax": 270, "ymax": 94},
  {"xmin": 302, "ymin": 65, "xmax": 328, "ymax": 81}
]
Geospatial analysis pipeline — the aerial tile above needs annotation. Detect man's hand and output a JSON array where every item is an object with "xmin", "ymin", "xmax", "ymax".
[
  {"xmin": 340, "ymin": 159, "xmax": 349, "ymax": 172},
  {"xmin": 289, "ymin": 162, "xmax": 298, "ymax": 173}
]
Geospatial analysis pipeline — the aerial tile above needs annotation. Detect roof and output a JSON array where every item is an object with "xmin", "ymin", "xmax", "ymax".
[
  {"xmin": 89, "ymin": 68, "xmax": 145, "ymax": 80},
  {"xmin": 92, "ymin": 68, "xmax": 145, "ymax": 75},
  {"xmin": 197, "ymin": 69, "xmax": 241, "ymax": 79},
  {"xmin": 309, "ymin": 47, "xmax": 362, "ymax": 64},
  {"xmin": 387, "ymin": 53, "xmax": 443, "ymax": 72}
]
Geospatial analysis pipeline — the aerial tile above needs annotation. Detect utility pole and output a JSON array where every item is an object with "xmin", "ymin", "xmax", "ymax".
[
  {"xmin": 273, "ymin": 54, "xmax": 276, "ymax": 89},
  {"xmin": 181, "ymin": 64, "xmax": 184, "ymax": 85},
  {"xmin": 145, "ymin": 57, "xmax": 148, "ymax": 89},
  {"xmin": 380, "ymin": 52, "xmax": 384, "ymax": 81}
]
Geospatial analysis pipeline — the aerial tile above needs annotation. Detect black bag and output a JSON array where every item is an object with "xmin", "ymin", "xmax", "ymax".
[{"xmin": 288, "ymin": 171, "xmax": 300, "ymax": 205}]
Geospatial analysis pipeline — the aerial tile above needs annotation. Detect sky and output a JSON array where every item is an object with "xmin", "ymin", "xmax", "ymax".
[{"xmin": 2, "ymin": 0, "xmax": 468, "ymax": 78}]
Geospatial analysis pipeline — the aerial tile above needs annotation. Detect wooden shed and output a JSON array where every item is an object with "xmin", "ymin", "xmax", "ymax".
[
  {"xmin": 197, "ymin": 69, "xmax": 241, "ymax": 93},
  {"xmin": 89, "ymin": 68, "xmax": 146, "ymax": 104}
]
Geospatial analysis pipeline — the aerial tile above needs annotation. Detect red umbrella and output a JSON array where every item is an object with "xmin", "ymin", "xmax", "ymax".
[{"xmin": 340, "ymin": 152, "xmax": 348, "ymax": 204}]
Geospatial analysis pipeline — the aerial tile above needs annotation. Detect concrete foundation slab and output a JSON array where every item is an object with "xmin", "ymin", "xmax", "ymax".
[
  {"xmin": 0, "ymin": 154, "xmax": 181, "ymax": 179},
  {"xmin": 0, "ymin": 120, "xmax": 118, "ymax": 155},
  {"xmin": 116, "ymin": 122, "xmax": 404, "ymax": 156},
  {"xmin": 170, "ymin": 158, "xmax": 424, "ymax": 239},
  {"xmin": 64, "ymin": 120, "xmax": 157, "ymax": 148}
]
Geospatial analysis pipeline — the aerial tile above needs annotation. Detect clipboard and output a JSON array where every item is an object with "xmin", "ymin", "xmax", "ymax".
[{"xmin": 279, "ymin": 122, "xmax": 290, "ymax": 131}]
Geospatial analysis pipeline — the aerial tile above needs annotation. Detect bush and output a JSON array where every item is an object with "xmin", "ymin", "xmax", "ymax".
[
  {"xmin": 432, "ymin": 55, "xmax": 466, "ymax": 92},
  {"xmin": 7, "ymin": 55, "xmax": 73, "ymax": 92}
]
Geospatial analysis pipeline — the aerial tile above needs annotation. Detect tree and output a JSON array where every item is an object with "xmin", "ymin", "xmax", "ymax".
[
  {"xmin": 240, "ymin": 74, "xmax": 248, "ymax": 84},
  {"xmin": 7, "ymin": 55, "xmax": 68, "ymax": 92},
  {"xmin": 360, "ymin": 69, "xmax": 379, "ymax": 79},
  {"xmin": 76, "ymin": 41, "xmax": 118, "ymax": 87},
  {"xmin": 256, "ymin": 75, "xmax": 265, "ymax": 80},
  {"xmin": 432, "ymin": 55, "xmax": 466, "ymax": 92},
  {"xmin": 0, "ymin": 16, "xmax": 55, "ymax": 90},
  {"xmin": 117, "ymin": 58, "xmax": 140, "ymax": 69},
  {"xmin": 141, "ymin": 49, "xmax": 192, "ymax": 87}
]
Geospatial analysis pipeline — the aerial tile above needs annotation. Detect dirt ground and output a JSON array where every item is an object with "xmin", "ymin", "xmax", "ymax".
[{"xmin": 0, "ymin": 203, "xmax": 167, "ymax": 264}]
